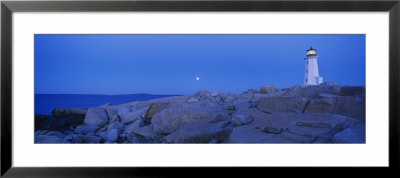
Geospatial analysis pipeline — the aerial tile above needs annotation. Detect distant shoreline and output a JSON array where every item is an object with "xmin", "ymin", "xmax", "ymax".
[
  {"xmin": 35, "ymin": 94, "xmax": 180, "ymax": 115},
  {"xmin": 35, "ymin": 93, "xmax": 183, "ymax": 96}
]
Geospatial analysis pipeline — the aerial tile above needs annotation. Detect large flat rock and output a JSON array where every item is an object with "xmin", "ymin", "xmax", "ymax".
[
  {"xmin": 332, "ymin": 122, "xmax": 365, "ymax": 143},
  {"xmin": 164, "ymin": 119, "xmax": 231, "ymax": 143},
  {"xmin": 228, "ymin": 112, "xmax": 360, "ymax": 143},
  {"xmin": 332, "ymin": 96, "xmax": 365, "ymax": 121},
  {"xmin": 296, "ymin": 113, "xmax": 359, "ymax": 129},
  {"xmin": 228, "ymin": 124, "xmax": 294, "ymax": 143},
  {"xmin": 256, "ymin": 96, "xmax": 309, "ymax": 114},
  {"xmin": 286, "ymin": 125, "xmax": 333, "ymax": 138},
  {"xmin": 151, "ymin": 107, "xmax": 226, "ymax": 135},
  {"xmin": 304, "ymin": 95, "xmax": 338, "ymax": 114},
  {"xmin": 254, "ymin": 112, "xmax": 303, "ymax": 134},
  {"xmin": 281, "ymin": 83, "xmax": 341, "ymax": 98}
]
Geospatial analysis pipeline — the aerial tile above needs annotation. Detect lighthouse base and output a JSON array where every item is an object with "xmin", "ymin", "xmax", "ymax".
[{"xmin": 305, "ymin": 76, "xmax": 323, "ymax": 85}]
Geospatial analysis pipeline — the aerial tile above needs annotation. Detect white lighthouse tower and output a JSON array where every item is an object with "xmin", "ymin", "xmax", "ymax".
[{"xmin": 304, "ymin": 47, "xmax": 323, "ymax": 85}]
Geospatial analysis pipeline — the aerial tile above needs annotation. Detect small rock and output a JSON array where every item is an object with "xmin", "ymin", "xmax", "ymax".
[
  {"xmin": 187, "ymin": 97, "xmax": 200, "ymax": 103},
  {"xmin": 247, "ymin": 89, "xmax": 258, "ymax": 94},
  {"xmin": 209, "ymin": 139, "xmax": 218, "ymax": 143},
  {"xmin": 211, "ymin": 92, "xmax": 219, "ymax": 97},
  {"xmin": 64, "ymin": 135, "xmax": 73, "ymax": 141},
  {"xmin": 71, "ymin": 135, "xmax": 83, "ymax": 143},
  {"xmin": 119, "ymin": 133, "xmax": 127, "ymax": 140},
  {"xmin": 262, "ymin": 127, "xmax": 282, "ymax": 134},
  {"xmin": 64, "ymin": 130, "xmax": 74, "ymax": 135},
  {"xmin": 231, "ymin": 113, "xmax": 253, "ymax": 126},
  {"xmin": 233, "ymin": 100, "xmax": 252, "ymax": 109},
  {"xmin": 101, "ymin": 106, "xmax": 119, "ymax": 121},
  {"xmin": 107, "ymin": 121, "xmax": 125, "ymax": 132},
  {"xmin": 217, "ymin": 121, "xmax": 231, "ymax": 128},
  {"xmin": 96, "ymin": 130, "xmax": 108, "ymax": 141},
  {"xmin": 83, "ymin": 108, "xmax": 109, "ymax": 127},
  {"xmin": 223, "ymin": 96, "xmax": 235, "ymax": 103},
  {"xmin": 133, "ymin": 126, "xmax": 155, "ymax": 139},
  {"xmin": 144, "ymin": 102, "xmax": 169, "ymax": 124},
  {"xmin": 117, "ymin": 107, "xmax": 131, "ymax": 118},
  {"xmin": 196, "ymin": 90, "xmax": 211, "ymax": 98},
  {"xmin": 214, "ymin": 96, "xmax": 222, "ymax": 102},
  {"xmin": 224, "ymin": 102, "xmax": 235, "ymax": 110},
  {"xmin": 260, "ymin": 85, "xmax": 276, "ymax": 94},
  {"xmin": 106, "ymin": 129, "xmax": 119, "ymax": 142},
  {"xmin": 120, "ymin": 108, "xmax": 145, "ymax": 125},
  {"xmin": 70, "ymin": 134, "xmax": 102, "ymax": 143},
  {"xmin": 111, "ymin": 114, "xmax": 120, "ymax": 123},
  {"xmin": 86, "ymin": 132, "xmax": 96, "ymax": 136},
  {"xmin": 74, "ymin": 125, "xmax": 100, "ymax": 135},
  {"xmin": 123, "ymin": 119, "xmax": 144, "ymax": 136}
]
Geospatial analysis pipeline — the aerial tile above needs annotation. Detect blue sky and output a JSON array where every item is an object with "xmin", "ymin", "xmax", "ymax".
[{"xmin": 35, "ymin": 34, "xmax": 365, "ymax": 95}]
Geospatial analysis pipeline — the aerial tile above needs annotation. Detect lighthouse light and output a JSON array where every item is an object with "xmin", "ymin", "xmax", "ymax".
[{"xmin": 307, "ymin": 50, "xmax": 316, "ymax": 56}]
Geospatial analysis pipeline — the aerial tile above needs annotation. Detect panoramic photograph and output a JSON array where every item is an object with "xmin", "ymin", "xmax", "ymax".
[{"xmin": 34, "ymin": 34, "xmax": 365, "ymax": 144}]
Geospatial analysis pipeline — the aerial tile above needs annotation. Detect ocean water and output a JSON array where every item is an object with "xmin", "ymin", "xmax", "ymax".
[{"xmin": 35, "ymin": 94, "xmax": 179, "ymax": 115}]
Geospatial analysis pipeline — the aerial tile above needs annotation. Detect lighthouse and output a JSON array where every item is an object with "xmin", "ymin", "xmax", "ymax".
[{"xmin": 304, "ymin": 47, "xmax": 323, "ymax": 85}]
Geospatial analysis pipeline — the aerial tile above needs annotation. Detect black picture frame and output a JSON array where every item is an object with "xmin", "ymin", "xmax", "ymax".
[{"xmin": 1, "ymin": 0, "xmax": 399, "ymax": 177}]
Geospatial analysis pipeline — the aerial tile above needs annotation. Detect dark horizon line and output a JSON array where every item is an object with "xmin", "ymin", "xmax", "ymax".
[
  {"xmin": 34, "ymin": 83, "xmax": 367, "ymax": 96},
  {"xmin": 35, "ymin": 34, "xmax": 366, "ymax": 35},
  {"xmin": 34, "ymin": 93, "xmax": 183, "ymax": 96}
]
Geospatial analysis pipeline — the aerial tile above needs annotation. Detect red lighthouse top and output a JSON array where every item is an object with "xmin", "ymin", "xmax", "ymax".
[{"xmin": 306, "ymin": 47, "xmax": 317, "ymax": 57}]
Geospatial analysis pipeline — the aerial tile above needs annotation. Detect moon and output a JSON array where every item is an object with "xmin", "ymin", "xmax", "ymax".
[{"xmin": 196, "ymin": 76, "xmax": 200, "ymax": 81}]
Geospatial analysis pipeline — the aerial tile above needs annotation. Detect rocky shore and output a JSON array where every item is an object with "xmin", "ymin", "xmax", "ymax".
[{"xmin": 35, "ymin": 82, "xmax": 366, "ymax": 144}]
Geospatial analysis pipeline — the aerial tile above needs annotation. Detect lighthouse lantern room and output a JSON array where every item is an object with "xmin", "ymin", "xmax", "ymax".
[{"xmin": 304, "ymin": 47, "xmax": 323, "ymax": 85}]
